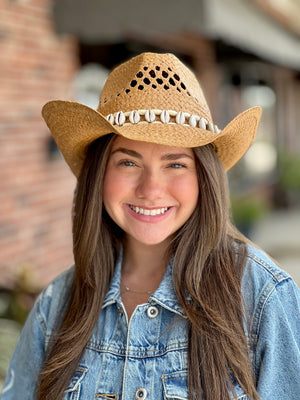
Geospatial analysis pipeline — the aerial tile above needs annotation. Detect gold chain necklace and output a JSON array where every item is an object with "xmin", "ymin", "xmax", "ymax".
[{"xmin": 120, "ymin": 280, "xmax": 154, "ymax": 295}]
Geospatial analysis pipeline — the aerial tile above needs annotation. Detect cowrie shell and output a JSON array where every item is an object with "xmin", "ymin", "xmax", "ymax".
[
  {"xmin": 145, "ymin": 109, "xmax": 156, "ymax": 122},
  {"xmin": 115, "ymin": 111, "xmax": 125, "ymax": 126},
  {"xmin": 129, "ymin": 110, "xmax": 140, "ymax": 124},
  {"xmin": 160, "ymin": 110, "xmax": 170, "ymax": 123},
  {"xmin": 207, "ymin": 122, "xmax": 215, "ymax": 132},
  {"xmin": 189, "ymin": 114, "xmax": 197, "ymax": 127},
  {"xmin": 199, "ymin": 117, "xmax": 208, "ymax": 130},
  {"xmin": 176, "ymin": 111, "xmax": 185, "ymax": 125},
  {"xmin": 215, "ymin": 125, "xmax": 221, "ymax": 134},
  {"xmin": 107, "ymin": 114, "xmax": 114, "ymax": 124}
]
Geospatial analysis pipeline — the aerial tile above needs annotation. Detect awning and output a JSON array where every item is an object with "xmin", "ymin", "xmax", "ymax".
[
  {"xmin": 204, "ymin": 0, "xmax": 300, "ymax": 70},
  {"xmin": 53, "ymin": 0, "xmax": 204, "ymax": 42},
  {"xmin": 53, "ymin": 0, "xmax": 300, "ymax": 70}
]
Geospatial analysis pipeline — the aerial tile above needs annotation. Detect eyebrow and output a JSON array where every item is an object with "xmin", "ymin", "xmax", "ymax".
[
  {"xmin": 111, "ymin": 148, "xmax": 142, "ymax": 159},
  {"xmin": 111, "ymin": 147, "xmax": 194, "ymax": 161}
]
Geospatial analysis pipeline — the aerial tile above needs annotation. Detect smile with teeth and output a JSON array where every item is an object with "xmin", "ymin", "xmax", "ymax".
[{"xmin": 129, "ymin": 205, "xmax": 170, "ymax": 216}]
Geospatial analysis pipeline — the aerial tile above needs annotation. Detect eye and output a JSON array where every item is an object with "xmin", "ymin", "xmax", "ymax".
[
  {"xmin": 118, "ymin": 160, "xmax": 136, "ymax": 167},
  {"xmin": 169, "ymin": 163, "xmax": 187, "ymax": 169}
]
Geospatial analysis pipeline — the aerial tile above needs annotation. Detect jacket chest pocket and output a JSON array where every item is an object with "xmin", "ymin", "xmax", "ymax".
[
  {"xmin": 162, "ymin": 371, "xmax": 189, "ymax": 400},
  {"xmin": 63, "ymin": 365, "xmax": 88, "ymax": 400},
  {"xmin": 162, "ymin": 370, "xmax": 250, "ymax": 400}
]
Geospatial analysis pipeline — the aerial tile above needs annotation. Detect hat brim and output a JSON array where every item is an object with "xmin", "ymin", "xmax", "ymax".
[{"xmin": 42, "ymin": 100, "xmax": 261, "ymax": 178}]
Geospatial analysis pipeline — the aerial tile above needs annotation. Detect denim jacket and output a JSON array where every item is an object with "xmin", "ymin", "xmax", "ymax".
[{"xmin": 1, "ymin": 244, "xmax": 300, "ymax": 400}]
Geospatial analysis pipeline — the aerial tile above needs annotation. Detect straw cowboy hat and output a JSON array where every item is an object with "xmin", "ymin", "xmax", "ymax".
[{"xmin": 42, "ymin": 52, "xmax": 261, "ymax": 178}]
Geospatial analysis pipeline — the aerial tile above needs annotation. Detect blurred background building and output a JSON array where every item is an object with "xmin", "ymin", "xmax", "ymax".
[{"xmin": 0, "ymin": 0, "xmax": 300, "ymax": 388}]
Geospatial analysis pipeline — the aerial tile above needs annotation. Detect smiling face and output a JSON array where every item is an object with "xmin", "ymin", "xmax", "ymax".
[{"xmin": 103, "ymin": 136, "xmax": 199, "ymax": 249}]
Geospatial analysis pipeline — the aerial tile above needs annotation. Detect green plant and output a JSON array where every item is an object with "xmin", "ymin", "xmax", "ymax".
[
  {"xmin": 277, "ymin": 151, "xmax": 300, "ymax": 191},
  {"xmin": 231, "ymin": 195, "xmax": 268, "ymax": 235}
]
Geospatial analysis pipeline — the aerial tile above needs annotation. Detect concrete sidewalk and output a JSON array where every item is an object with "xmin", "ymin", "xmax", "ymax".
[{"xmin": 251, "ymin": 207, "xmax": 300, "ymax": 287}]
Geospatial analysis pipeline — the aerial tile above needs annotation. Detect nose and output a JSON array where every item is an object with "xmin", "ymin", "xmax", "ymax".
[{"xmin": 135, "ymin": 168, "xmax": 164, "ymax": 200}]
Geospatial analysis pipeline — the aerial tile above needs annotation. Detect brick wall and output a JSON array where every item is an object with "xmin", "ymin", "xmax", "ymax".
[{"xmin": 0, "ymin": 0, "xmax": 78, "ymax": 290}]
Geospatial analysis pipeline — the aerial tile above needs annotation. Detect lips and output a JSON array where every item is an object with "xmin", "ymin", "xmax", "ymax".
[{"xmin": 129, "ymin": 205, "xmax": 170, "ymax": 216}]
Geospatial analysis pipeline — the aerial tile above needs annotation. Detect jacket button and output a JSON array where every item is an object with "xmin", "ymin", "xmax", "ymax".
[
  {"xmin": 147, "ymin": 306, "xmax": 159, "ymax": 318},
  {"xmin": 135, "ymin": 387, "xmax": 147, "ymax": 399}
]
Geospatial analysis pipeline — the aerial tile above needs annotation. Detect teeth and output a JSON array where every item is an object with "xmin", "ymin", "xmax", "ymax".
[{"xmin": 130, "ymin": 205, "xmax": 169, "ymax": 215}]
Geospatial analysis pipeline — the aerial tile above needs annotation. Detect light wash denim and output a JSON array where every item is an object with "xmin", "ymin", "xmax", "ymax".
[{"xmin": 1, "ymin": 244, "xmax": 300, "ymax": 400}]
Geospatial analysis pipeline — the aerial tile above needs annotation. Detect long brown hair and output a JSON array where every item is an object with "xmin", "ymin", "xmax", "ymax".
[{"xmin": 37, "ymin": 135, "xmax": 259, "ymax": 400}]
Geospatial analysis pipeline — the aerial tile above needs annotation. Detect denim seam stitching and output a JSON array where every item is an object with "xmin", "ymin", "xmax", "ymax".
[
  {"xmin": 249, "ymin": 279, "xmax": 284, "ymax": 380},
  {"xmin": 86, "ymin": 343, "xmax": 188, "ymax": 357},
  {"xmin": 36, "ymin": 296, "xmax": 48, "ymax": 337},
  {"xmin": 247, "ymin": 252, "xmax": 291, "ymax": 283}
]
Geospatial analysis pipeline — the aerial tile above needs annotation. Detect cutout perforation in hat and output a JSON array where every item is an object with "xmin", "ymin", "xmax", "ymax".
[{"xmin": 101, "ymin": 60, "xmax": 198, "ymax": 110}]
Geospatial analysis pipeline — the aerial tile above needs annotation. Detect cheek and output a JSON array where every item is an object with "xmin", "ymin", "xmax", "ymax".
[
  {"xmin": 103, "ymin": 169, "xmax": 133, "ymax": 205},
  {"xmin": 171, "ymin": 175, "xmax": 199, "ymax": 208},
  {"xmin": 103, "ymin": 170, "xmax": 120, "ymax": 205}
]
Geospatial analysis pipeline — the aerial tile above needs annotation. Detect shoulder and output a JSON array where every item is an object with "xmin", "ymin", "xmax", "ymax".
[
  {"xmin": 242, "ymin": 244, "xmax": 299, "ymax": 300},
  {"xmin": 39, "ymin": 266, "xmax": 75, "ymax": 301},
  {"xmin": 242, "ymin": 243, "xmax": 291, "ymax": 290},
  {"xmin": 241, "ymin": 242, "xmax": 300, "ymax": 334},
  {"xmin": 242, "ymin": 242, "xmax": 296, "ymax": 303},
  {"xmin": 34, "ymin": 266, "xmax": 75, "ymax": 335}
]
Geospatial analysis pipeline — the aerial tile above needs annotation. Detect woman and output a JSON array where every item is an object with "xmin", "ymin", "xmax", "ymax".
[{"xmin": 2, "ymin": 52, "xmax": 300, "ymax": 400}]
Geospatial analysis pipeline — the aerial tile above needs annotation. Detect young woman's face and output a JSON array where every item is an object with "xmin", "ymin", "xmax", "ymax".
[{"xmin": 103, "ymin": 136, "xmax": 199, "ymax": 247}]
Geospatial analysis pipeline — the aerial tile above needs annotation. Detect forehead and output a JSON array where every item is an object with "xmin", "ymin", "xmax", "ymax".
[{"xmin": 110, "ymin": 135, "xmax": 194, "ymax": 157}]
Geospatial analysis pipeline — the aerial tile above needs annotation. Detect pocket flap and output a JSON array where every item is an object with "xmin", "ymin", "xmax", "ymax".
[
  {"xmin": 162, "ymin": 371, "xmax": 188, "ymax": 400},
  {"xmin": 65, "ymin": 365, "xmax": 88, "ymax": 393}
]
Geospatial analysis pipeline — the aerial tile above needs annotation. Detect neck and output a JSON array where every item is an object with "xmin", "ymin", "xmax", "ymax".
[
  {"xmin": 122, "ymin": 236, "xmax": 171, "ymax": 277},
  {"xmin": 120, "ymin": 237, "xmax": 171, "ymax": 320}
]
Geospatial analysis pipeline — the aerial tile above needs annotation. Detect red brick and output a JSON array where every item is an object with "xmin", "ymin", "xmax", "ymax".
[{"xmin": 0, "ymin": 0, "xmax": 78, "ymax": 290}]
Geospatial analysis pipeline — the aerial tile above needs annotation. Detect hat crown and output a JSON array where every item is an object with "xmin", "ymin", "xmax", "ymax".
[{"xmin": 98, "ymin": 52, "xmax": 212, "ymax": 121}]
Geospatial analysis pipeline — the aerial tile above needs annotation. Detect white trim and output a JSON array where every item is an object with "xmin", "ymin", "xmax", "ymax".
[{"xmin": 106, "ymin": 109, "xmax": 221, "ymax": 133}]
